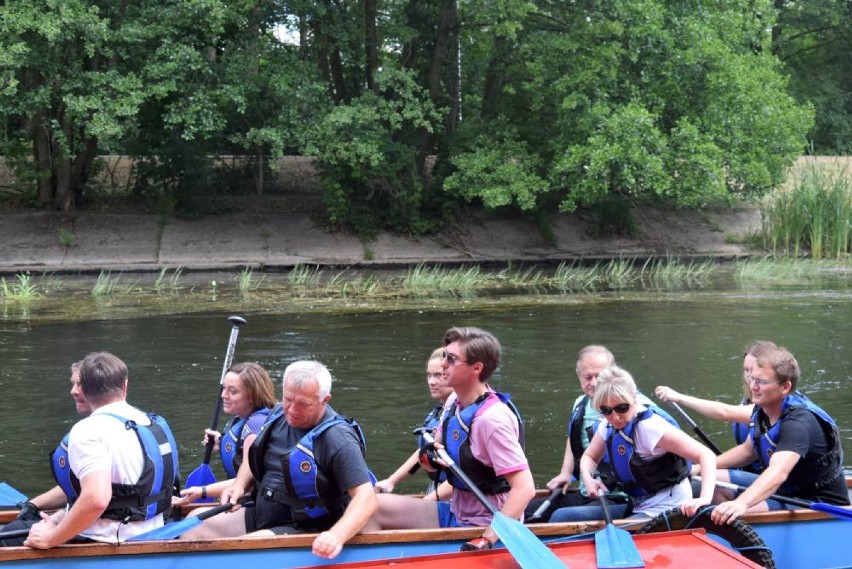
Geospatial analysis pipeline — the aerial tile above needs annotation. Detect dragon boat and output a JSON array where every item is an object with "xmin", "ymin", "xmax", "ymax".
[{"xmin": 0, "ymin": 479, "xmax": 849, "ymax": 568}]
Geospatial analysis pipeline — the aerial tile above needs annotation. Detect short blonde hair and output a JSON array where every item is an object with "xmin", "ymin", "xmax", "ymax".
[{"xmin": 591, "ymin": 365, "xmax": 637, "ymax": 410}]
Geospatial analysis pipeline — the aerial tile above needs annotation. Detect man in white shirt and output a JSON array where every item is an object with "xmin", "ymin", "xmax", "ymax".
[{"xmin": 24, "ymin": 351, "xmax": 178, "ymax": 548}]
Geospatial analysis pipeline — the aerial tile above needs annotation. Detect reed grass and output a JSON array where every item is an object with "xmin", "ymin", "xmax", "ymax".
[
  {"xmin": 735, "ymin": 256, "xmax": 818, "ymax": 281},
  {"xmin": 287, "ymin": 264, "xmax": 323, "ymax": 288},
  {"xmin": 602, "ymin": 258, "xmax": 638, "ymax": 289},
  {"xmin": 760, "ymin": 158, "xmax": 851, "ymax": 258},
  {"xmin": 402, "ymin": 263, "xmax": 485, "ymax": 297},
  {"xmin": 154, "ymin": 267, "xmax": 184, "ymax": 293},
  {"xmin": 91, "ymin": 271, "xmax": 121, "ymax": 296},
  {"xmin": 0, "ymin": 273, "xmax": 40, "ymax": 300},
  {"xmin": 640, "ymin": 257, "xmax": 716, "ymax": 288},
  {"xmin": 237, "ymin": 267, "xmax": 267, "ymax": 294},
  {"xmin": 550, "ymin": 262, "xmax": 602, "ymax": 291}
]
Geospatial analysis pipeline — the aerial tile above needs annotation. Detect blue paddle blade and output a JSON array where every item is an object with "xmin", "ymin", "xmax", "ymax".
[
  {"xmin": 128, "ymin": 500, "xmax": 246, "ymax": 541},
  {"xmin": 491, "ymin": 512, "xmax": 567, "ymax": 569},
  {"xmin": 127, "ymin": 516, "xmax": 204, "ymax": 541},
  {"xmin": 811, "ymin": 502, "xmax": 852, "ymax": 520},
  {"xmin": 185, "ymin": 464, "xmax": 216, "ymax": 503},
  {"xmin": 0, "ymin": 483, "xmax": 27, "ymax": 507},
  {"xmin": 594, "ymin": 523, "xmax": 645, "ymax": 568}
]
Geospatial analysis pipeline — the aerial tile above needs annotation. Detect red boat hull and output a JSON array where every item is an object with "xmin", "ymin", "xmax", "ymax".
[{"xmin": 296, "ymin": 529, "xmax": 763, "ymax": 569}]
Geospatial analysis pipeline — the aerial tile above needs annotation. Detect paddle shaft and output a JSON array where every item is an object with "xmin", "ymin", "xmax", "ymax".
[
  {"xmin": 201, "ymin": 315, "xmax": 247, "ymax": 464},
  {"xmin": 668, "ymin": 402, "xmax": 722, "ymax": 455},
  {"xmin": 703, "ymin": 477, "xmax": 820, "ymax": 509},
  {"xmin": 530, "ymin": 487, "xmax": 563, "ymax": 520},
  {"xmin": 0, "ymin": 528, "xmax": 30, "ymax": 540}
]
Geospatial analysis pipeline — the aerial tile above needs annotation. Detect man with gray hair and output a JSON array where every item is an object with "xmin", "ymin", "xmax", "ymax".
[{"xmin": 183, "ymin": 360, "xmax": 377, "ymax": 561}]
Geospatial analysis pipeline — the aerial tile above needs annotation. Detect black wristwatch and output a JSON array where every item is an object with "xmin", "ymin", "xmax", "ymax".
[{"xmin": 16, "ymin": 500, "xmax": 41, "ymax": 521}]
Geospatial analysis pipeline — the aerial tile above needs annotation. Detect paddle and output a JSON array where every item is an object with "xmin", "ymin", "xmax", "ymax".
[
  {"xmin": 594, "ymin": 492, "xmax": 644, "ymax": 568},
  {"xmin": 0, "ymin": 527, "xmax": 31, "ymax": 541},
  {"xmin": 666, "ymin": 401, "xmax": 722, "ymax": 455},
  {"xmin": 185, "ymin": 315, "xmax": 247, "ymax": 500},
  {"xmin": 527, "ymin": 487, "xmax": 564, "ymax": 522},
  {"xmin": 127, "ymin": 496, "xmax": 252, "ymax": 541},
  {"xmin": 0, "ymin": 483, "xmax": 27, "ymax": 507},
  {"xmin": 697, "ymin": 476, "xmax": 852, "ymax": 521},
  {"xmin": 421, "ymin": 432, "xmax": 567, "ymax": 569}
]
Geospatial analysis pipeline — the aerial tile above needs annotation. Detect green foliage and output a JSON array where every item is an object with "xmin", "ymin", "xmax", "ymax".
[
  {"xmin": 57, "ymin": 228, "xmax": 77, "ymax": 248},
  {"xmin": 443, "ymin": 127, "xmax": 547, "ymax": 210},
  {"xmin": 759, "ymin": 159, "xmax": 851, "ymax": 258},
  {"xmin": 775, "ymin": 0, "xmax": 852, "ymax": 154},
  {"xmin": 304, "ymin": 67, "xmax": 442, "ymax": 237}
]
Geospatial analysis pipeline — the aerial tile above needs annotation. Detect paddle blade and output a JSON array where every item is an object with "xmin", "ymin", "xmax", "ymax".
[
  {"xmin": 594, "ymin": 523, "xmax": 645, "ymax": 569},
  {"xmin": 0, "ymin": 483, "xmax": 27, "ymax": 507},
  {"xmin": 491, "ymin": 512, "xmax": 567, "ymax": 569},
  {"xmin": 185, "ymin": 464, "xmax": 216, "ymax": 503},
  {"xmin": 810, "ymin": 502, "xmax": 852, "ymax": 520},
  {"xmin": 127, "ymin": 516, "xmax": 203, "ymax": 541}
]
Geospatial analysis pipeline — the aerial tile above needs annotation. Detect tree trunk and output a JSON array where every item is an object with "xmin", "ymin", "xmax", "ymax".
[
  {"xmin": 481, "ymin": 35, "xmax": 509, "ymax": 119},
  {"xmin": 28, "ymin": 112, "xmax": 54, "ymax": 207},
  {"xmin": 364, "ymin": 0, "xmax": 379, "ymax": 92}
]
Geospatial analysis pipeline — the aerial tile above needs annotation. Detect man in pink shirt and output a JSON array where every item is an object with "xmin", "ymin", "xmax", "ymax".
[{"xmin": 363, "ymin": 327, "xmax": 534, "ymax": 551}]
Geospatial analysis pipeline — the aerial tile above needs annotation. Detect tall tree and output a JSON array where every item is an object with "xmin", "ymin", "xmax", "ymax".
[{"xmin": 0, "ymin": 0, "xmax": 232, "ymax": 210}]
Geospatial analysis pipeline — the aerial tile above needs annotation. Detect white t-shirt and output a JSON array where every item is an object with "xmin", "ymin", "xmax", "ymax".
[
  {"xmin": 596, "ymin": 406, "xmax": 691, "ymax": 517},
  {"xmin": 64, "ymin": 400, "xmax": 164, "ymax": 542}
]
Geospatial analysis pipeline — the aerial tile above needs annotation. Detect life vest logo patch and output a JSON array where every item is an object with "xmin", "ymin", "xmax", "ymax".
[
  {"xmin": 617, "ymin": 444, "xmax": 627, "ymax": 456},
  {"xmin": 452, "ymin": 430, "xmax": 460, "ymax": 441},
  {"xmin": 224, "ymin": 442, "xmax": 234, "ymax": 454},
  {"xmin": 58, "ymin": 456, "xmax": 67, "ymax": 468},
  {"xmin": 300, "ymin": 460, "xmax": 313, "ymax": 473}
]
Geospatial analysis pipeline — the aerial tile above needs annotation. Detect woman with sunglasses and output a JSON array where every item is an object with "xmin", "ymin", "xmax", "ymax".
[{"xmin": 572, "ymin": 365, "xmax": 717, "ymax": 520}]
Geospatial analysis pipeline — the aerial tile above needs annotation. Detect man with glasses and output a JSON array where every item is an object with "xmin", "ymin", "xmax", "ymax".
[
  {"xmin": 364, "ymin": 326, "xmax": 534, "ymax": 552},
  {"xmin": 708, "ymin": 346, "xmax": 849, "ymax": 525}
]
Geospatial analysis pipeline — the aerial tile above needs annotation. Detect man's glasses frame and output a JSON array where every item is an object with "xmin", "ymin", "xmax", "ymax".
[{"xmin": 441, "ymin": 349, "xmax": 467, "ymax": 366}]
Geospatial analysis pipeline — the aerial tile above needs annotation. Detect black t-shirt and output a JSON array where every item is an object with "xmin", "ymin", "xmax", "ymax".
[
  {"xmin": 773, "ymin": 407, "xmax": 848, "ymax": 505},
  {"xmin": 251, "ymin": 407, "xmax": 373, "ymax": 530}
]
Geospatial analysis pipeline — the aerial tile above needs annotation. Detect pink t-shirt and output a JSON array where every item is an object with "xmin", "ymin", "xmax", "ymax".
[{"xmin": 446, "ymin": 396, "xmax": 528, "ymax": 526}]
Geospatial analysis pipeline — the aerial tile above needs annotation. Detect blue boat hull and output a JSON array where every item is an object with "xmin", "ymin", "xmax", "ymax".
[{"xmin": 0, "ymin": 508, "xmax": 848, "ymax": 568}]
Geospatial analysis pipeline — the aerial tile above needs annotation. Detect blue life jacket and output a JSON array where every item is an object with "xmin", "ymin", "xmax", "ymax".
[
  {"xmin": 51, "ymin": 412, "xmax": 178, "ymax": 522},
  {"xmin": 734, "ymin": 391, "xmax": 811, "ymax": 473},
  {"xmin": 442, "ymin": 391, "xmax": 524, "ymax": 495},
  {"xmin": 604, "ymin": 407, "xmax": 690, "ymax": 498},
  {"xmin": 220, "ymin": 408, "xmax": 271, "ymax": 478},
  {"xmin": 416, "ymin": 404, "xmax": 448, "ymax": 485},
  {"xmin": 251, "ymin": 405, "xmax": 376, "ymax": 526},
  {"xmin": 568, "ymin": 393, "xmax": 675, "ymax": 486},
  {"xmin": 750, "ymin": 394, "xmax": 843, "ymax": 494}
]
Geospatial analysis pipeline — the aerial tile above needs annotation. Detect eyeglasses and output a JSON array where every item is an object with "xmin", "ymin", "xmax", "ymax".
[
  {"xmin": 745, "ymin": 375, "xmax": 782, "ymax": 388},
  {"xmin": 599, "ymin": 403, "xmax": 631, "ymax": 416},
  {"xmin": 442, "ymin": 349, "xmax": 467, "ymax": 366}
]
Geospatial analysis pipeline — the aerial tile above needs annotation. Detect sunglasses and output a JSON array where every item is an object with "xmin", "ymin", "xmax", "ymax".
[
  {"xmin": 441, "ymin": 349, "xmax": 468, "ymax": 366},
  {"xmin": 599, "ymin": 403, "xmax": 631, "ymax": 416}
]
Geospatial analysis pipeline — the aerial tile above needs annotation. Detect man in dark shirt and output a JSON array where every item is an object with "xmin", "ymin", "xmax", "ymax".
[
  {"xmin": 181, "ymin": 360, "xmax": 376, "ymax": 560},
  {"xmin": 709, "ymin": 346, "xmax": 848, "ymax": 525}
]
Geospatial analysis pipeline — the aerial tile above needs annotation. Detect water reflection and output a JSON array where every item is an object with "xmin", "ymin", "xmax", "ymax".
[{"xmin": 0, "ymin": 291, "xmax": 850, "ymax": 496}]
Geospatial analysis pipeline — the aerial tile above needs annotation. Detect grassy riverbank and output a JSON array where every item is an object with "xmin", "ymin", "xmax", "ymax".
[{"xmin": 2, "ymin": 257, "xmax": 850, "ymax": 323}]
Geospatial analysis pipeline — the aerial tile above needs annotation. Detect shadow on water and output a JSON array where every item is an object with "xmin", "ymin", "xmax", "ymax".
[{"xmin": 0, "ymin": 266, "xmax": 850, "ymax": 496}]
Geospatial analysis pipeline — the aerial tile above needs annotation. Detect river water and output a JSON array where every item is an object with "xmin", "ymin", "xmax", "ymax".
[{"xmin": 1, "ymin": 288, "xmax": 850, "ymax": 497}]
